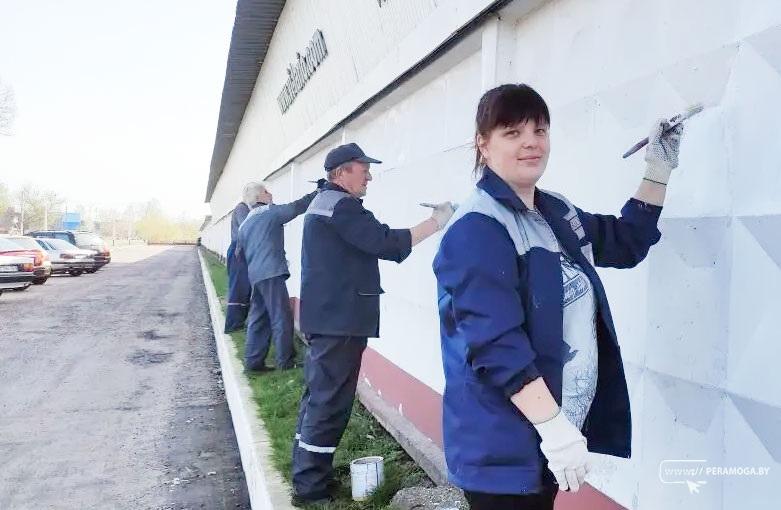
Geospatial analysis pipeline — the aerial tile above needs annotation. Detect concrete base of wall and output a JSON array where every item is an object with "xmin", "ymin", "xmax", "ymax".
[{"xmin": 197, "ymin": 249, "xmax": 295, "ymax": 510}]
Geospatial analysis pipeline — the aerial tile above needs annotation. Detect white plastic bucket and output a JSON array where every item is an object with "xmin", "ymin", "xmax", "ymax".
[{"xmin": 350, "ymin": 455, "xmax": 385, "ymax": 501}]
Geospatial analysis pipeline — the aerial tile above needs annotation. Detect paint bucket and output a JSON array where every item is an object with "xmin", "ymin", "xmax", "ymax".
[{"xmin": 349, "ymin": 456, "xmax": 384, "ymax": 501}]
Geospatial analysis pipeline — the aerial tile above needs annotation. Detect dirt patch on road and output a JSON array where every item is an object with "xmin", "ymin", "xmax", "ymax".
[
  {"xmin": 138, "ymin": 329, "xmax": 173, "ymax": 340},
  {"xmin": 126, "ymin": 348, "xmax": 174, "ymax": 366}
]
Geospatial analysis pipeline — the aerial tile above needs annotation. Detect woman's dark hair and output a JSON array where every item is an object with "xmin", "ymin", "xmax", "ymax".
[{"xmin": 473, "ymin": 84, "xmax": 550, "ymax": 175}]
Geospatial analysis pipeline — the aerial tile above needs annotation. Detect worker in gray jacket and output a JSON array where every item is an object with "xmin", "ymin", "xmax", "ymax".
[{"xmin": 237, "ymin": 180, "xmax": 322, "ymax": 371}]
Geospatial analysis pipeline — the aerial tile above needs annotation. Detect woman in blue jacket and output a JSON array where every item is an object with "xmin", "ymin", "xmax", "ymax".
[{"xmin": 433, "ymin": 84, "xmax": 683, "ymax": 510}]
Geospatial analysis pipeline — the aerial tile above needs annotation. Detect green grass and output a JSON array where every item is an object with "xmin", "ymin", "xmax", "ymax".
[{"xmin": 201, "ymin": 249, "xmax": 429, "ymax": 509}]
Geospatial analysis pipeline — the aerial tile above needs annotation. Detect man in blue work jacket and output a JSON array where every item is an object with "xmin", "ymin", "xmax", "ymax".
[
  {"xmin": 290, "ymin": 143, "xmax": 456, "ymax": 505},
  {"xmin": 237, "ymin": 181, "xmax": 323, "ymax": 371},
  {"xmin": 224, "ymin": 182, "xmax": 265, "ymax": 333}
]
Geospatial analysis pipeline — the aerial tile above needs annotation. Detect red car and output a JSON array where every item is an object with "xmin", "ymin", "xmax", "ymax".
[{"xmin": 0, "ymin": 236, "xmax": 52, "ymax": 285}]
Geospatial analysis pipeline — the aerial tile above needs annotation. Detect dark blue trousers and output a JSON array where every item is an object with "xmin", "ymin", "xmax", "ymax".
[
  {"xmin": 291, "ymin": 335, "xmax": 368, "ymax": 500},
  {"xmin": 245, "ymin": 276, "xmax": 296, "ymax": 369},
  {"xmin": 224, "ymin": 241, "xmax": 250, "ymax": 333}
]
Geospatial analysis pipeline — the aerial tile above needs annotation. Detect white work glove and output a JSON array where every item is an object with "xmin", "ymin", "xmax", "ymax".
[
  {"xmin": 430, "ymin": 202, "xmax": 456, "ymax": 230},
  {"xmin": 643, "ymin": 118, "xmax": 684, "ymax": 185},
  {"xmin": 533, "ymin": 409, "xmax": 589, "ymax": 492}
]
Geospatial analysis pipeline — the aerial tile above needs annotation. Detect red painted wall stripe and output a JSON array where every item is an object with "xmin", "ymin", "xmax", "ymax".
[{"xmin": 359, "ymin": 346, "xmax": 445, "ymax": 446}]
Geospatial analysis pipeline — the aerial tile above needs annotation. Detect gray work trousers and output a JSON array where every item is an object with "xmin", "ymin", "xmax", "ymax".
[
  {"xmin": 244, "ymin": 275, "xmax": 295, "ymax": 369},
  {"xmin": 291, "ymin": 334, "xmax": 368, "ymax": 500}
]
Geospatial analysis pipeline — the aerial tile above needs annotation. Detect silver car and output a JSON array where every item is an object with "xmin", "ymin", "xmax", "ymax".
[{"xmin": 34, "ymin": 238, "xmax": 98, "ymax": 277}]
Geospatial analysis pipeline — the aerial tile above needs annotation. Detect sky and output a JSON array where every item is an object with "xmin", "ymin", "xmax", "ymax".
[{"xmin": 0, "ymin": 0, "xmax": 238, "ymax": 220}]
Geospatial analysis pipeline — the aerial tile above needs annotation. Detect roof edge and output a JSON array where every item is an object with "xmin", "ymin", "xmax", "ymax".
[{"xmin": 205, "ymin": 0, "xmax": 287, "ymax": 202}]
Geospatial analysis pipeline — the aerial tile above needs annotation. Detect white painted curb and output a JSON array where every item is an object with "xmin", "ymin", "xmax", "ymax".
[{"xmin": 198, "ymin": 250, "xmax": 295, "ymax": 510}]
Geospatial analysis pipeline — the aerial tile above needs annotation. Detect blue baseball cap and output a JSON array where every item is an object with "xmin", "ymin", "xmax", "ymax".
[{"xmin": 323, "ymin": 143, "xmax": 382, "ymax": 171}]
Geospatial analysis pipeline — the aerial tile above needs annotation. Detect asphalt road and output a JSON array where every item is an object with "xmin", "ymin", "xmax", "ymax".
[{"xmin": 0, "ymin": 245, "xmax": 250, "ymax": 510}]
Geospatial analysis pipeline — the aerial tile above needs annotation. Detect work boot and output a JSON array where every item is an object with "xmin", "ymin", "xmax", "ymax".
[
  {"xmin": 278, "ymin": 361, "xmax": 302, "ymax": 370},
  {"xmin": 243, "ymin": 365, "xmax": 275, "ymax": 375},
  {"xmin": 291, "ymin": 493, "xmax": 333, "ymax": 507}
]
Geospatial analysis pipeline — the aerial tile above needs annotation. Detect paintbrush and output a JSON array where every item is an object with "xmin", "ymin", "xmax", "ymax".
[
  {"xmin": 622, "ymin": 103, "xmax": 704, "ymax": 159},
  {"xmin": 420, "ymin": 202, "xmax": 459, "ymax": 209}
]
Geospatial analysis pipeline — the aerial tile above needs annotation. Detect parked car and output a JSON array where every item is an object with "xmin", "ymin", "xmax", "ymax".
[
  {"xmin": 34, "ymin": 238, "xmax": 99, "ymax": 276},
  {"xmin": 27, "ymin": 230, "xmax": 111, "ymax": 271},
  {"xmin": 0, "ymin": 236, "xmax": 52, "ymax": 285},
  {"xmin": 0, "ymin": 254, "xmax": 35, "ymax": 296}
]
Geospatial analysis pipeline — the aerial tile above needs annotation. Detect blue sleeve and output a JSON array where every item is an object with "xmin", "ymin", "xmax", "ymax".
[
  {"xmin": 434, "ymin": 213, "xmax": 541, "ymax": 398},
  {"xmin": 231, "ymin": 203, "xmax": 250, "ymax": 242},
  {"xmin": 576, "ymin": 198, "xmax": 663, "ymax": 269},
  {"xmin": 330, "ymin": 198, "xmax": 412, "ymax": 263},
  {"xmin": 235, "ymin": 216, "xmax": 248, "ymax": 254},
  {"xmin": 272, "ymin": 191, "xmax": 318, "ymax": 225}
]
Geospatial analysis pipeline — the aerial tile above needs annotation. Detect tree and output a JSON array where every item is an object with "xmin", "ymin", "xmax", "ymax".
[
  {"xmin": 94, "ymin": 206, "xmax": 125, "ymax": 241},
  {"xmin": 0, "ymin": 182, "xmax": 15, "ymax": 233},
  {"xmin": 15, "ymin": 185, "xmax": 36, "ymax": 233},
  {"xmin": 15, "ymin": 184, "xmax": 65, "ymax": 232},
  {"xmin": 0, "ymin": 77, "xmax": 17, "ymax": 136},
  {"xmin": 0, "ymin": 182, "xmax": 10, "ymax": 215},
  {"xmin": 40, "ymin": 190, "xmax": 65, "ymax": 230},
  {"xmin": 133, "ymin": 199, "xmax": 199, "ymax": 243}
]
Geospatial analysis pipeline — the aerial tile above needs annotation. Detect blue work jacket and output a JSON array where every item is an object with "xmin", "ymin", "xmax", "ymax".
[
  {"xmin": 300, "ymin": 182, "xmax": 412, "ymax": 337},
  {"xmin": 433, "ymin": 167, "xmax": 662, "ymax": 494}
]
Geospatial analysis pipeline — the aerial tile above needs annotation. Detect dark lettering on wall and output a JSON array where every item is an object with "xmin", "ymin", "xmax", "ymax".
[{"xmin": 277, "ymin": 30, "xmax": 328, "ymax": 114}]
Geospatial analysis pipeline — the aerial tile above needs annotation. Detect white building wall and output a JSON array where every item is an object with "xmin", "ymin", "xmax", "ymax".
[
  {"xmin": 204, "ymin": 1, "xmax": 781, "ymax": 508},
  {"xmin": 503, "ymin": 1, "xmax": 781, "ymax": 509},
  {"xmin": 272, "ymin": 41, "xmax": 483, "ymax": 394},
  {"xmin": 201, "ymin": 214, "xmax": 231, "ymax": 259},
  {"xmin": 207, "ymin": 0, "xmax": 518, "ymax": 220},
  {"xmin": 271, "ymin": 140, "xmax": 339, "ymax": 296},
  {"xmin": 347, "ymin": 48, "xmax": 482, "ymax": 392}
]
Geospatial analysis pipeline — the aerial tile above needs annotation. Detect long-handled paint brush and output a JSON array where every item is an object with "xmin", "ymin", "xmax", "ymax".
[{"xmin": 622, "ymin": 103, "xmax": 704, "ymax": 159}]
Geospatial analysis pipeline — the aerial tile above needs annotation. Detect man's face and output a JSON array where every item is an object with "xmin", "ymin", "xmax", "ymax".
[
  {"xmin": 339, "ymin": 161, "xmax": 372, "ymax": 197},
  {"xmin": 258, "ymin": 188, "xmax": 273, "ymax": 204}
]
